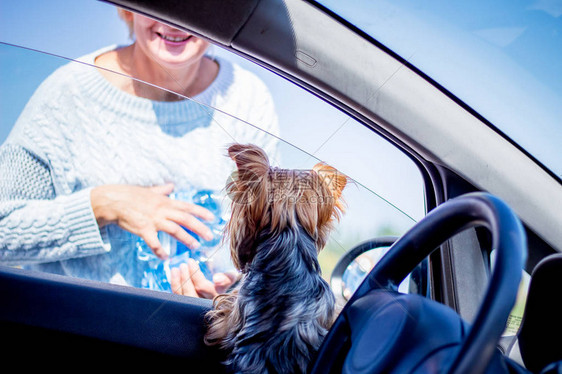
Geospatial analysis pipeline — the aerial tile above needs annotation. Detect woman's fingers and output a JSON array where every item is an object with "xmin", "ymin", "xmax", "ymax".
[
  {"xmin": 170, "ymin": 266, "xmax": 182, "ymax": 294},
  {"xmin": 170, "ymin": 261, "xmax": 219, "ymax": 299},
  {"xmin": 148, "ymin": 183, "xmax": 175, "ymax": 196},
  {"xmin": 166, "ymin": 210, "xmax": 213, "ymax": 242},
  {"xmin": 92, "ymin": 184, "xmax": 218, "ymax": 258},
  {"xmin": 142, "ymin": 229, "xmax": 168, "ymax": 260},
  {"xmin": 171, "ymin": 263, "xmax": 197, "ymax": 297},
  {"xmin": 172, "ymin": 200, "xmax": 215, "ymax": 222},
  {"xmin": 213, "ymin": 272, "xmax": 237, "ymax": 294},
  {"xmin": 157, "ymin": 220, "xmax": 202, "ymax": 251},
  {"xmin": 161, "ymin": 199, "xmax": 217, "ymax": 249},
  {"xmin": 188, "ymin": 259, "xmax": 218, "ymax": 299}
]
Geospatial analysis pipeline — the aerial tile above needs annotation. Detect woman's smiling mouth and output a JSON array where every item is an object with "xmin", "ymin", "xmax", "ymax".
[{"xmin": 156, "ymin": 32, "xmax": 192, "ymax": 43}]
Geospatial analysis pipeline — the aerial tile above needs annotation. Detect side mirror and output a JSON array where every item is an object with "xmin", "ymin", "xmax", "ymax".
[{"xmin": 330, "ymin": 237, "xmax": 398, "ymax": 305}]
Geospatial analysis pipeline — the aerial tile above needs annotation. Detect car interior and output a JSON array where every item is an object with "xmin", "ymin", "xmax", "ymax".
[{"xmin": 1, "ymin": 0, "xmax": 561, "ymax": 372}]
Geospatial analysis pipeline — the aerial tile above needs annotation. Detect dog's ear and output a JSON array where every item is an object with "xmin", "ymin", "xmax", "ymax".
[
  {"xmin": 313, "ymin": 162, "xmax": 347, "ymax": 215},
  {"xmin": 305, "ymin": 162, "xmax": 347, "ymax": 251},
  {"xmin": 226, "ymin": 143, "xmax": 270, "ymax": 218},
  {"xmin": 226, "ymin": 144, "xmax": 271, "ymax": 270},
  {"xmin": 227, "ymin": 143, "xmax": 270, "ymax": 184}
]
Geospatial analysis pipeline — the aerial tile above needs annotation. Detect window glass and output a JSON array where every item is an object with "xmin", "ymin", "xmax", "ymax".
[
  {"xmin": 0, "ymin": 2, "xmax": 424, "ymax": 300},
  {"xmin": 315, "ymin": 0, "xmax": 562, "ymax": 179}
]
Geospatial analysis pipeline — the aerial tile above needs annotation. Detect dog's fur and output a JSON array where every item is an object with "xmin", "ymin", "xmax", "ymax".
[{"xmin": 205, "ymin": 143, "xmax": 347, "ymax": 374}]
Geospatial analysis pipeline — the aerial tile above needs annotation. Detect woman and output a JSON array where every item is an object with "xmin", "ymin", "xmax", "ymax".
[{"xmin": 0, "ymin": 9, "xmax": 279, "ymax": 296}]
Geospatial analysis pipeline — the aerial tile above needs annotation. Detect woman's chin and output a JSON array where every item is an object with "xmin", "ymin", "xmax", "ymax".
[{"xmin": 150, "ymin": 45, "xmax": 207, "ymax": 69}]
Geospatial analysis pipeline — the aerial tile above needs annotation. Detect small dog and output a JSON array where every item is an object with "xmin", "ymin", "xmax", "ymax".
[{"xmin": 205, "ymin": 143, "xmax": 347, "ymax": 374}]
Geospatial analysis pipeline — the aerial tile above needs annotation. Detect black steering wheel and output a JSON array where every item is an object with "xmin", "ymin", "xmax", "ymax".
[
  {"xmin": 310, "ymin": 192, "xmax": 527, "ymax": 374},
  {"xmin": 330, "ymin": 236, "xmax": 398, "ymax": 305}
]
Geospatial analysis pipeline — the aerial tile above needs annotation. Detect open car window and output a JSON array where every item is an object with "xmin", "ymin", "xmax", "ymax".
[
  {"xmin": 0, "ymin": 2, "xmax": 425, "ymax": 302},
  {"xmin": 0, "ymin": 41, "xmax": 424, "ymax": 291}
]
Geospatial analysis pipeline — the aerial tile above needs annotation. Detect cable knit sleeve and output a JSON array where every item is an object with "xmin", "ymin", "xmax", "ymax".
[{"xmin": 0, "ymin": 140, "xmax": 108, "ymax": 266}]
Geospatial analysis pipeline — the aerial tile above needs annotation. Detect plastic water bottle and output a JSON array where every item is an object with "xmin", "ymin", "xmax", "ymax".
[{"xmin": 136, "ymin": 187, "xmax": 232, "ymax": 292}]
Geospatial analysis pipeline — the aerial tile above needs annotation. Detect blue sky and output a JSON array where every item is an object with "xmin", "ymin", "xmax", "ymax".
[
  {"xmin": 0, "ymin": 0, "xmax": 130, "ymax": 57},
  {"xmin": 0, "ymin": 0, "xmax": 130, "ymax": 140}
]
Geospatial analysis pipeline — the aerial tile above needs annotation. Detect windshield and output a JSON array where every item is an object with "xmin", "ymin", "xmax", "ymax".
[{"xmin": 315, "ymin": 0, "xmax": 562, "ymax": 179}]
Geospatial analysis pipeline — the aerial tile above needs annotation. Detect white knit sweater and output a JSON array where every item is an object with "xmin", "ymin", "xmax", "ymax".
[{"xmin": 0, "ymin": 46, "xmax": 279, "ymax": 286}]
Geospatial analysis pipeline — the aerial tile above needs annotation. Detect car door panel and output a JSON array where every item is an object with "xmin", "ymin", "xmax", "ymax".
[{"xmin": 1, "ymin": 265, "xmax": 227, "ymax": 369}]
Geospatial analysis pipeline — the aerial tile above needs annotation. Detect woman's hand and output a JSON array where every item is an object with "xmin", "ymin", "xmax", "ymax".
[
  {"xmin": 170, "ymin": 259, "xmax": 237, "ymax": 298},
  {"xmin": 91, "ymin": 183, "xmax": 214, "ymax": 259}
]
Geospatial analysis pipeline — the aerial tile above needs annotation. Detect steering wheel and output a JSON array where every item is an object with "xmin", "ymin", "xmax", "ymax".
[
  {"xmin": 330, "ymin": 237, "xmax": 398, "ymax": 305},
  {"xmin": 310, "ymin": 192, "xmax": 527, "ymax": 374}
]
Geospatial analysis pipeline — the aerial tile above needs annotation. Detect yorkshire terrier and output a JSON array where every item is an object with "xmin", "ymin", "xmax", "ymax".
[{"xmin": 205, "ymin": 143, "xmax": 347, "ymax": 374}]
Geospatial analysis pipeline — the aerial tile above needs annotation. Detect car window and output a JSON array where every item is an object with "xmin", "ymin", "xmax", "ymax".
[
  {"xmin": 315, "ymin": 0, "xmax": 562, "ymax": 180},
  {"xmin": 0, "ymin": 3, "xmax": 425, "ymax": 301}
]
